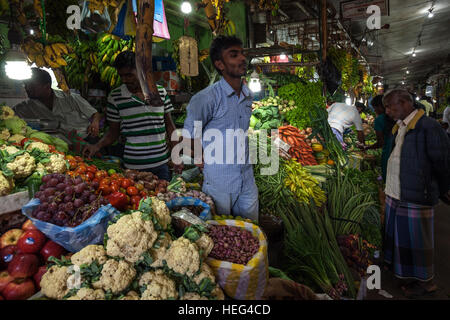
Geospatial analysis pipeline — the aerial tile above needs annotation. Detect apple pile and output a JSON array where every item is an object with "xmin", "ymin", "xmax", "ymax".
[{"xmin": 0, "ymin": 220, "xmax": 66, "ymax": 300}]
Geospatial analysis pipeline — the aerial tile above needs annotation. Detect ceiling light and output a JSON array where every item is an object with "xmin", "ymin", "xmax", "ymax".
[
  {"xmin": 428, "ymin": 9, "xmax": 434, "ymax": 18},
  {"xmin": 412, "ymin": 52, "xmax": 416, "ymax": 57},
  {"xmin": 406, "ymin": 70, "xmax": 410, "ymax": 74},
  {"xmin": 377, "ymin": 82, "xmax": 382, "ymax": 86},
  {"xmin": 181, "ymin": 1, "xmax": 192, "ymax": 14},
  {"xmin": 5, "ymin": 25, "xmax": 31, "ymax": 80},
  {"xmin": 30, "ymin": 29, "xmax": 34, "ymax": 35},
  {"xmin": 416, "ymin": 96, "xmax": 420, "ymax": 101},
  {"xmin": 401, "ymin": 81, "xmax": 405, "ymax": 85}
]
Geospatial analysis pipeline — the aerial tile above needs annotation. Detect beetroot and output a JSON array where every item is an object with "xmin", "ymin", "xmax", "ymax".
[{"xmin": 208, "ymin": 225, "xmax": 260, "ymax": 265}]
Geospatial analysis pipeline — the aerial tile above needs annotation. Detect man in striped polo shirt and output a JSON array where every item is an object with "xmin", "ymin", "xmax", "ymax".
[{"xmin": 83, "ymin": 51, "xmax": 177, "ymax": 181}]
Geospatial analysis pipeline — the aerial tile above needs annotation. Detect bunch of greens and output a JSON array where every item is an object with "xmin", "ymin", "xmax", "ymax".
[{"xmin": 277, "ymin": 81, "xmax": 325, "ymax": 129}]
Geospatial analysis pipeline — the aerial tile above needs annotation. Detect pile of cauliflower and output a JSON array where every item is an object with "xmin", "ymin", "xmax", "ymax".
[{"xmin": 40, "ymin": 197, "xmax": 223, "ymax": 300}]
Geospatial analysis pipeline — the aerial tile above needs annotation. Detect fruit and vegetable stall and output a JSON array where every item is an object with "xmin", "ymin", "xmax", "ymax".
[{"xmin": 0, "ymin": 1, "xmax": 387, "ymax": 302}]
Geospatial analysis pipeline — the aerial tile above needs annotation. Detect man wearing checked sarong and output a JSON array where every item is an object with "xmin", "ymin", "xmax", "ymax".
[{"xmin": 382, "ymin": 88, "xmax": 450, "ymax": 299}]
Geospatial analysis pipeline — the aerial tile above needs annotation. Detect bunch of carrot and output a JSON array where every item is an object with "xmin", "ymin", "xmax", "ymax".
[{"xmin": 278, "ymin": 125, "xmax": 317, "ymax": 166}]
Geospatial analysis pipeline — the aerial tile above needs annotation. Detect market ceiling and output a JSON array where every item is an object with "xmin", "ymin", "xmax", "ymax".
[{"xmin": 326, "ymin": 0, "xmax": 450, "ymax": 87}]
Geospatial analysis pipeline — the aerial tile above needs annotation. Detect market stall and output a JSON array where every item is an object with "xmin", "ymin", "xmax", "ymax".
[{"xmin": 0, "ymin": 0, "xmax": 393, "ymax": 302}]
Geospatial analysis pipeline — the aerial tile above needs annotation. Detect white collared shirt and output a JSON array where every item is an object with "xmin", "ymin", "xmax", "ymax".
[{"xmin": 385, "ymin": 109, "xmax": 418, "ymax": 200}]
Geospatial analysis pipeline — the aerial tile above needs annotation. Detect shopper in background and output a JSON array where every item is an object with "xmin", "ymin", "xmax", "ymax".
[
  {"xmin": 13, "ymin": 68, "xmax": 102, "ymax": 143},
  {"xmin": 383, "ymin": 88, "xmax": 450, "ymax": 299},
  {"xmin": 327, "ymin": 100, "xmax": 365, "ymax": 149},
  {"xmin": 181, "ymin": 35, "xmax": 258, "ymax": 221},
  {"xmin": 363, "ymin": 95, "xmax": 395, "ymax": 181},
  {"xmin": 442, "ymin": 97, "xmax": 450, "ymax": 137},
  {"xmin": 82, "ymin": 51, "xmax": 177, "ymax": 181}
]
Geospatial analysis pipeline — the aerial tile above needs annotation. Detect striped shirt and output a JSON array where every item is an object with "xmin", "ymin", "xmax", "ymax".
[{"xmin": 106, "ymin": 84, "xmax": 174, "ymax": 170}]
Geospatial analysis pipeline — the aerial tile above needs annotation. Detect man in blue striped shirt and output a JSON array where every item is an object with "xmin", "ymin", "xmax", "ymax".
[
  {"xmin": 181, "ymin": 36, "xmax": 259, "ymax": 221},
  {"xmin": 83, "ymin": 51, "xmax": 177, "ymax": 181}
]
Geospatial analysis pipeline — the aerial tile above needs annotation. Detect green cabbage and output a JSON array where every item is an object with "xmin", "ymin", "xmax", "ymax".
[{"xmin": 1, "ymin": 116, "xmax": 27, "ymax": 134}]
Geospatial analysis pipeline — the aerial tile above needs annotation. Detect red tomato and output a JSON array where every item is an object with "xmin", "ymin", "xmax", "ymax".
[
  {"xmin": 95, "ymin": 171, "xmax": 106, "ymax": 179},
  {"xmin": 100, "ymin": 178, "xmax": 111, "ymax": 186},
  {"xmin": 87, "ymin": 165, "xmax": 97, "ymax": 173},
  {"xmin": 126, "ymin": 186, "xmax": 138, "ymax": 196},
  {"xmin": 20, "ymin": 138, "xmax": 30, "ymax": 146},
  {"xmin": 74, "ymin": 156, "xmax": 83, "ymax": 162},
  {"xmin": 99, "ymin": 185, "xmax": 112, "ymax": 196},
  {"xmin": 110, "ymin": 183, "xmax": 120, "ymax": 193},
  {"xmin": 139, "ymin": 190, "xmax": 148, "ymax": 197},
  {"xmin": 86, "ymin": 172, "xmax": 94, "ymax": 180},
  {"xmin": 48, "ymin": 145, "xmax": 56, "ymax": 153},
  {"xmin": 121, "ymin": 178, "xmax": 132, "ymax": 189},
  {"xmin": 131, "ymin": 196, "xmax": 141, "ymax": 209}
]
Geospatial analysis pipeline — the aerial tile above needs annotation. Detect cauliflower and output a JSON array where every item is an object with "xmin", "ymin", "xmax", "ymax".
[
  {"xmin": 120, "ymin": 291, "xmax": 140, "ymax": 300},
  {"xmin": 6, "ymin": 153, "xmax": 36, "ymax": 178},
  {"xmin": 1, "ymin": 145, "xmax": 20, "ymax": 155},
  {"xmin": 149, "ymin": 232, "xmax": 172, "ymax": 268},
  {"xmin": 40, "ymin": 265, "xmax": 71, "ymax": 300},
  {"xmin": 43, "ymin": 153, "xmax": 67, "ymax": 174},
  {"xmin": 71, "ymin": 245, "xmax": 108, "ymax": 267},
  {"xmin": 92, "ymin": 259, "xmax": 136, "ymax": 294},
  {"xmin": 180, "ymin": 292, "xmax": 208, "ymax": 300},
  {"xmin": 8, "ymin": 134, "xmax": 26, "ymax": 144},
  {"xmin": 211, "ymin": 285, "xmax": 225, "ymax": 300},
  {"xmin": 195, "ymin": 233, "xmax": 214, "ymax": 259},
  {"xmin": 164, "ymin": 237, "xmax": 200, "ymax": 277},
  {"xmin": 192, "ymin": 263, "xmax": 215, "ymax": 286},
  {"xmin": 139, "ymin": 270, "xmax": 178, "ymax": 300},
  {"xmin": 35, "ymin": 162, "xmax": 46, "ymax": 175},
  {"xmin": 106, "ymin": 211, "xmax": 158, "ymax": 263},
  {"xmin": 0, "ymin": 129, "xmax": 10, "ymax": 140},
  {"xmin": 0, "ymin": 106, "xmax": 14, "ymax": 119},
  {"xmin": 151, "ymin": 197, "xmax": 171, "ymax": 229},
  {"xmin": 66, "ymin": 288, "xmax": 105, "ymax": 300},
  {"xmin": 26, "ymin": 141, "xmax": 50, "ymax": 152},
  {"xmin": 0, "ymin": 171, "xmax": 14, "ymax": 196}
]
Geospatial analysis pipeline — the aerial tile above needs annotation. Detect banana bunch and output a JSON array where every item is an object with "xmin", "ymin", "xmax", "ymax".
[
  {"xmin": 21, "ymin": 38, "xmax": 70, "ymax": 69},
  {"xmin": 64, "ymin": 40, "xmax": 98, "ymax": 90},
  {"xmin": 96, "ymin": 33, "xmax": 134, "ymax": 88},
  {"xmin": 284, "ymin": 160, "xmax": 326, "ymax": 207}
]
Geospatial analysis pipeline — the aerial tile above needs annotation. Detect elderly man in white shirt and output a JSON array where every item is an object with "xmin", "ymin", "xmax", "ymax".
[
  {"xmin": 327, "ymin": 101, "xmax": 365, "ymax": 149},
  {"xmin": 13, "ymin": 68, "xmax": 102, "ymax": 142}
]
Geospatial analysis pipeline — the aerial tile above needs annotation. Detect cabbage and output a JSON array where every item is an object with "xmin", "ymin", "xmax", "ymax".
[
  {"xmin": 29, "ymin": 131, "xmax": 69, "ymax": 153},
  {"xmin": 1, "ymin": 116, "xmax": 27, "ymax": 134}
]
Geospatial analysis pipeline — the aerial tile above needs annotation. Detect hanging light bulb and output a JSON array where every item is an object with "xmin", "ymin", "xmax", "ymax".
[
  {"xmin": 248, "ymin": 71, "xmax": 261, "ymax": 93},
  {"xmin": 428, "ymin": 9, "xmax": 434, "ymax": 18},
  {"xmin": 345, "ymin": 97, "xmax": 352, "ymax": 105},
  {"xmin": 406, "ymin": 70, "xmax": 410, "ymax": 74},
  {"xmin": 5, "ymin": 26, "xmax": 31, "ymax": 81},
  {"xmin": 181, "ymin": 1, "xmax": 192, "ymax": 14},
  {"xmin": 401, "ymin": 81, "xmax": 405, "ymax": 85}
]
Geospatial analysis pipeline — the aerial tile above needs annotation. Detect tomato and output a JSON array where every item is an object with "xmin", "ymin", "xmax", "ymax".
[
  {"xmin": 110, "ymin": 173, "xmax": 122, "ymax": 180},
  {"xmin": 68, "ymin": 160, "xmax": 77, "ymax": 170},
  {"xmin": 139, "ymin": 190, "xmax": 148, "ymax": 197},
  {"xmin": 65, "ymin": 155, "xmax": 75, "ymax": 161},
  {"xmin": 67, "ymin": 171, "xmax": 75, "ymax": 177},
  {"xmin": 110, "ymin": 183, "xmax": 120, "ymax": 193},
  {"xmin": 87, "ymin": 165, "xmax": 97, "ymax": 173},
  {"xmin": 86, "ymin": 172, "xmax": 94, "ymax": 180},
  {"xmin": 48, "ymin": 145, "xmax": 56, "ymax": 153},
  {"xmin": 75, "ymin": 166, "xmax": 86, "ymax": 175},
  {"xmin": 94, "ymin": 171, "xmax": 105, "ymax": 179},
  {"xmin": 130, "ymin": 196, "xmax": 141, "ymax": 209},
  {"xmin": 74, "ymin": 156, "xmax": 83, "ymax": 162},
  {"xmin": 134, "ymin": 183, "xmax": 144, "ymax": 191},
  {"xmin": 20, "ymin": 138, "xmax": 30, "ymax": 146},
  {"xmin": 98, "ymin": 185, "xmax": 112, "ymax": 196},
  {"xmin": 126, "ymin": 186, "xmax": 138, "ymax": 196},
  {"xmin": 107, "ymin": 169, "xmax": 116, "ymax": 175},
  {"xmin": 120, "ymin": 178, "xmax": 132, "ymax": 189},
  {"xmin": 100, "ymin": 178, "xmax": 111, "ymax": 186}
]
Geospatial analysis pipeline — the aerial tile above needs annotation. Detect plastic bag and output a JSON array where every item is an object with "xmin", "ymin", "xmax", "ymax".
[
  {"xmin": 80, "ymin": 0, "xmax": 112, "ymax": 34},
  {"xmin": 205, "ymin": 219, "xmax": 268, "ymax": 300},
  {"xmin": 22, "ymin": 198, "xmax": 119, "ymax": 252},
  {"xmin": 165, "ymin": 197, "xmax": 212, "ymax": 221}
]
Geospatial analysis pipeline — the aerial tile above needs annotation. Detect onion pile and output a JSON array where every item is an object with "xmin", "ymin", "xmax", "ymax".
[{"xmin": 208, "ymin": 225, "xmax": 260, "ymax": 265}]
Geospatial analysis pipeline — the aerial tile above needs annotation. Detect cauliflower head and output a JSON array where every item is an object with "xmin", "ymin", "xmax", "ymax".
[
  {"xmin": 150, "ymin": 232, "xmax": 173, "ymax": 268},
  {"xmin": 40, "ymin": 265, "xmax": 71, "ymax": 300},
  {"xmin": 151, "ymin": 197, "xmax": 171, "ymax": 229},
  {"xmin": 71, "ymin": 245, "xmax": 108, "ymax": 267},
  {"xmin": 120, "ymin": 291, "xmax": 140, "ymax": 300},
  {"xmin": 0, "ymin": 171, "xmax": 14, "ymax": 196},
  {"xmin": 164, "ymin": 237, "xmax": 200, "ymax": 277},
  {"xmin": 0, "ymin": 129, "xmax": 10, "ymax": 141},
  {"xmin": 26, "ymin": 141, "xmax": 50, "ymax": 152},
  {"xmin": 8, "ymin": 134, "xmax": 26, "ymax": 144},
  {"xmin": 180, "ymin": 292, "xmax": 208, "ymax": 300},
  {"xmin": 0, "ymin": 106, "xmax": 14, "ymax": 120},
  {"xmin": 43, "ymin": 153, "xmax": 67, "ymax": 174},
  {"xmin": 66, "ymin": 288, "xmax": 105, "ymax": 300},
  {"xmin": 1, "ymin": 145, "xmax": 20, "ymax": 155},
  {"xmin": 6, "ymin": 153, "xmax": 36, "ymax": 178},
  {"xmin": 195, "ymin": 233, "xmax": 214, "ymax": 259},
  {"xmin": 139, "ymin": 270, "xmax": 178, "ymax": 300},
  {"xmin": 106, "ymin": 211, "xmax": 158, "ymax": 263},
  {"xmin": 192, "ymin": 263, "xmax": 215, "ymax": 286},
  {"xmin": 92, "ymin": 259, "xmax": 136, "ymax": 294}
]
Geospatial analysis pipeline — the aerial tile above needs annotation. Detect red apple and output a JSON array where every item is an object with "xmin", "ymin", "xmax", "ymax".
[
  {"xmin": 0, "ymin": 270, "xmax": 14, "ymax": 292},
  {"xmin": 22, "ymin": 220, "xmax": 38, "ymax": 231},
  {"xmin": 17, "ymin": 230, "xmax": 46, "ymax": 254},
  {"xmin": 0, "ymin": 245, "xmax": 19, "ymax": 269},
  {"xmin": 7, "ymin": 253, "xmax": 40, "ymax": 279},
  {"xmin": 2, "ymin": 278, "xmax": 35, "ymax": 300},
  {"xmin": 33, "ymin": 266, "xmax": 47, "ymax": 291},
  {"xmin": 40, "ymin": 240, "xmax": 65, "ymax": 263},
  {"xmin": 0, "ymin": 229, "xmax": 24, "ymax": 249}
]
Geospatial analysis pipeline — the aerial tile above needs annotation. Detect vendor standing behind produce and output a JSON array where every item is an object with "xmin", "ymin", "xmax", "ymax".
[
  {"xmin": 327, "ymin": 101, "xmax": 365, "ymax": 149},
  {"xmin": 180, "ymin": 36, "xmax": 258, "ymax": 221},
  {"xmin": 82, "ymin": 51, "xmax": 177, "ymax": 181},
  {"xmin": 13, "ymin": 68, "xmax": 102, "ymax": 141}
]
